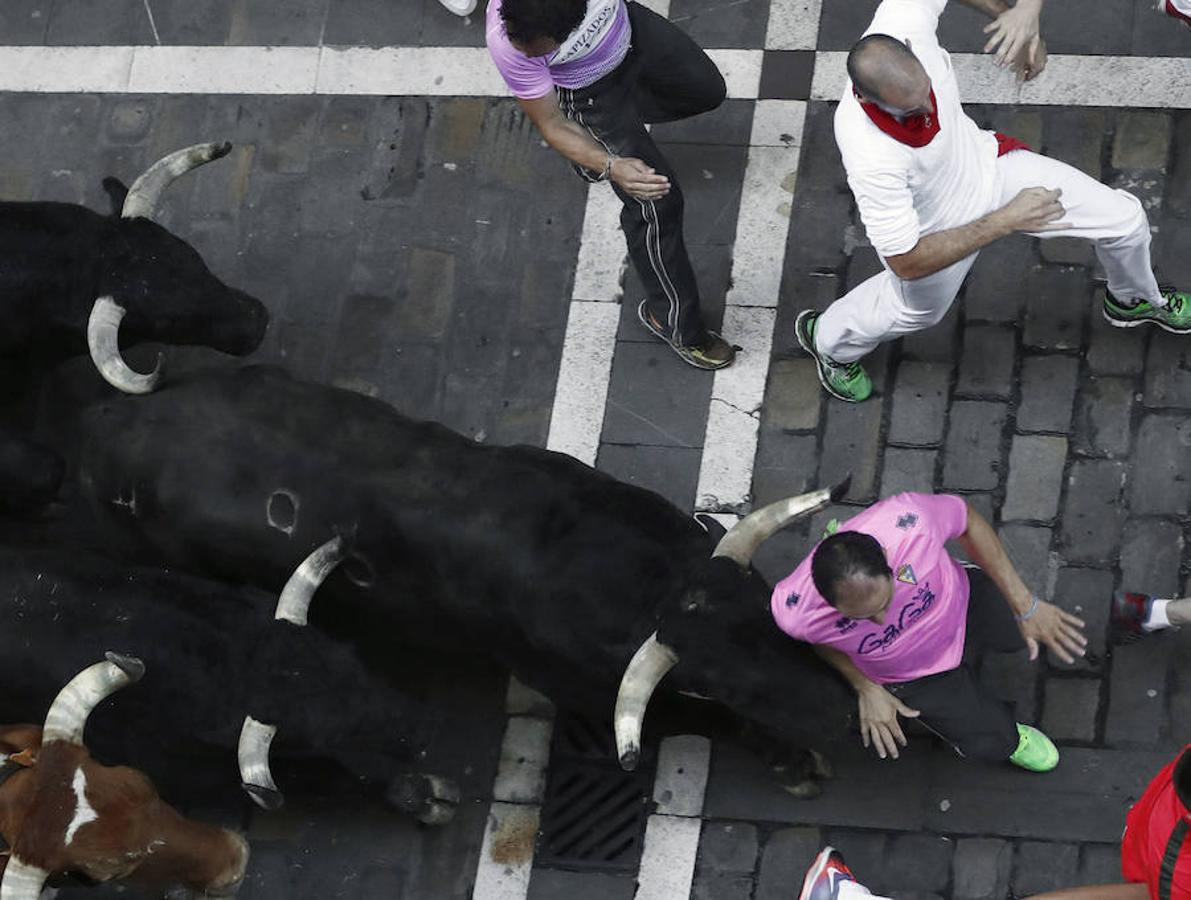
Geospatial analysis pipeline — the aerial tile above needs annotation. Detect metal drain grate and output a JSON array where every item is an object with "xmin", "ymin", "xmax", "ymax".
[{"xmin": 535, "ymin": 711, "xmax": 656, "ymax": 872}]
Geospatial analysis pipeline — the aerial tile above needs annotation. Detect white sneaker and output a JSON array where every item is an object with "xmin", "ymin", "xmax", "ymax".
[{"xmin": 437, "ymin": 0, "xmax": 478, "ymax": 15}]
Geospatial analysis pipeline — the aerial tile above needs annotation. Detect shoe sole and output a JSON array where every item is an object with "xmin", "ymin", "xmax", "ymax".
[
  {"xmin": 1102, "ymin": 309, "xmax": 1191, "ymax": 335},
  {"xmin": 637, "ymin": 300, "xmax": 732, "ymax": 370},
  {"xmin": 795, "ymin": 310, "xmax": 861, "ymax": 403},
  {"xmin": 798, "ymin": 847, "xmax": 835, "ymax": 900}
]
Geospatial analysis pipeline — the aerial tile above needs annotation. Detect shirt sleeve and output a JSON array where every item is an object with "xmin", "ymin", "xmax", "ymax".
[
  {"xmin": 486, "ymin": 27, "xmax": 556, "ymax": 99},
  {"xmin": 847, "ymin": 166, "xmax": 921, "ymax": 258},
  {"xmin": 912, "ymin": 493, "xmax": 968, "ymax": 542},
  {"xmin": 868, "ymin": 0, "xmax": 948, "ymax": 46}
]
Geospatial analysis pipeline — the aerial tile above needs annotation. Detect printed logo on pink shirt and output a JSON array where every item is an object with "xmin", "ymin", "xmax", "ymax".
[
  {"xmin": 857, "ymin": 582, "xmax": 937, "ymax": 656},
  {"xmin": 896, "ymin": 512, "xmax": 919, "ymax": 529}
]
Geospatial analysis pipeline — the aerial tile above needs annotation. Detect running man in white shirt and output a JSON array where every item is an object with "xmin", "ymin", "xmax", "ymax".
[{"xmin": 796, "ymin": 0, "xmax": 1191, "ymax": 403}]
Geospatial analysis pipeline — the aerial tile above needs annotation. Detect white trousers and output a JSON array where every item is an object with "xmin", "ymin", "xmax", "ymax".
[{"xmin": 815, "ymin": 150, "xmax": 1161, "ymax": 363}]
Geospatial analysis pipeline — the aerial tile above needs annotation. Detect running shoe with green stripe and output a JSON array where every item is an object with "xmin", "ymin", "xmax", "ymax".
[
  {"xmin": 1009, "ymin": 723, "xmax": 1059, "ymax": 773},
  {"xmin": 795, "ymin": 310, "xmax": 873, "ymax": 403},
  {"xmin": 1103, "ymin": 287, "xmax": 1191, "ymax": 334}
]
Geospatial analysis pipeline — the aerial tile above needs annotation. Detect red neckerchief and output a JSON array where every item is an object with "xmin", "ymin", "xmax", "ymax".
[
  {"xmin": 855, "ymin": 87, "xmax": 940, "ymax": 148},
  {"xmin": 994, "ymin": 132, "xmax": 1031, "ymax": 156}
]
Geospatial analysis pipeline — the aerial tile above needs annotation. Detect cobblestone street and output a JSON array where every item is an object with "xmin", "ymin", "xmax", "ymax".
[{"xmin": 2, "ymin": 0, "xmax": 1191, "ymax": 898}]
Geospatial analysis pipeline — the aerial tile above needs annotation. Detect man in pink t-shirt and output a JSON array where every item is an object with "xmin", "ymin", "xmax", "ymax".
[
  {"xmin": 772, "ymin": 492, "xmax": 1086, "ymax": 771},
  {"xmin": 485, "ymin": 0, "xmax": 735, "ymax": 371}
]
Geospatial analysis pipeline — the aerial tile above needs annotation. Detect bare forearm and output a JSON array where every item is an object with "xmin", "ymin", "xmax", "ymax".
[
  {"xmin": 537, "ymin": 117, "xmax": 612, "ymax": 173},
  {"xmin": 813, "ymin": 645, "xmax": 875, "ymax": 694},
  {"xmin": 894, "ymin": 207, "xmax": 1015, "ymax": 280},
  {"xmin": 956, "ymin": 503, "xmax": 1033, "ymax": 616}
]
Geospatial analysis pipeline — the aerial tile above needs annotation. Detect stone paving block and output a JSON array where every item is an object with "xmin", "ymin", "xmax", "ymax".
[
  {"xmin": 956, "ymin": 325, "xmax": 1015, "ymax": 398},
  {"xmin": 1059, "ymin": 460, "xmax": 1126, "ymax": 566},
  {"xmin": 942, "ymin": 401, "xmax": 1008, "ymax": 492},
  {"xmin": 881, "ymin": 448, "xmax": 937, "ymax": 498},
  {"xmin": 1145, "ymin": 332, "xmax": 1191, "ymax": 407},
  {"xmin": 1040, "ymin": 0, "xmax": 1133, "ymax": 54},
  {"xmin": 1087, "ymin": 294, "xmax": 1147, "ymax": 376},
  {"xmin": 45, "ymin": 0, "xmax": 155, "ymax": 43},
  {"xmin": 1016, "ymin": 355, "xmax": 1079, "ymax": 434},
  {"xmin": 762, "ymin": 358, "xmax": 822, "ymax": 432},
  {"xmin": 888, "ymin": 362, "xmax": 951, "ymax": 447},
  {"xmin": 1120, "ymin": 518, "xmax": 1184, "ymax": 599},
  {"xmin": 1002, "ymin": 435, "xmax": 1067, "ymax": 522},
  {"xmin": 1113, "ymin": 111, "xmax": 1173, "ymax": 171},
  {"xmin": 527, "ymin": 869, "xmax": 636, "ymax": 900},
  {"xmin": 1043, "ymin": 109, "xmax": 1107, "ymax": 180},
  {"xmin": 1001, "ymin": 525, "xmax": 1054, "ymax": 604},
  {"xmin": 697, "ymin": 822, "xmax": 758, "ymax": 874},
  {"xmin": 1128, "ymin": 414, "xmax": 1191, "ymax": 515},
  {"xmin": 1155, "ymin": 215, "xmax": 1191, "ymax": 290},
  {"xmin": 753, "ymin": 431, "xmax": 819, "ymax": 507},
  {"xmin": 774, "ymin": 272, "xmax": 841, "ymax": 358},
  {"xmin": 952, "ymin": 839, "xmax": 1012, "ymax": 900},
  {"xmin": 143, "ymin": 0, "xmax": 234, "ymax": 44},
  {"xmin": 1168, "ymin": 111, "xmax": 1191, "ymax": 219},
  {"xmin": 964, "ymin": 234, "xmax": 1034, "ymax": 322},
  {"xmin": 1106, "ymin": 638, "xmax": 1173, "ymax": 748},
  {"xmin": 901, "ymin": 305, "xmax": 961, "ymax": 363},
  {"xmin": 1130, "ymin": 0, "xmax": 1191, "ymax": 57},
  {"xmin": 759, "ymin": 50, "xmax": 816, "ymax": 102},
  {"xmin": 1049, "ymin": 567, "xmax": 1112, "ymax": 674},
  {"xmin": 670, "ymin": 0, "xmax": 769, "ymax": 48},
  {"xmin": 226, "ymin": 0, "xmax": 331, "ymax": 45},
  {"xmin": 1040, "ymin": 237, "xmax": 1094, "ymax": 266},
  {"xmin": 602, "ymin": 342, "xmax": 712, "ymax": 448},
  {"xmin": 651, "ymin": 100, "xmax": 757, "ymax": 148},
  {"xmin": 598, "ymin": 445, "xmax": 703, "ymax": 512},
  {"xmin": 824, "ymin": 831, "xmax": 888, "ymax": 892},
  {"xmin": 979, "ymin": 649, "xmax": 1038, "ymax": 724},
  {"xmin": 883, "ymin": 834, "xmax": 954, "ymax": 893},
  {"xmin": 0, "ymin": 1, "xmax": 51, "ymax": 44},
  {"xmin": 1077, "ymin": 843, "xmax": 1126, "ymax": 886},
  {"xmin": 755, "ymin": 827, "xmax": 825, "ymax": 900},
  {"xmin": 1023, "ymin": 267, "xmax": 1091, "ymax": 351},
  {"xmin": 661, "ymin": 143, "xmax": 749, "ymax": 247},
  {"xmin": 1073, "ymin": 376, "xmax": 1135, "ymax": 458},
  {"xmin": 1012, "ymin": 841, "xmax": 1080, "ymax": 896},
  {"xmin": 820, "ymin": 400, "xmax": 884, "ymax": 503},
  {"xmin": 692, "ymin": 871, "xmax": 755, "ymax": 900},
  {"xmin": 1041, "ymin": 678, "xmax": 1101, "ymax": 743}
]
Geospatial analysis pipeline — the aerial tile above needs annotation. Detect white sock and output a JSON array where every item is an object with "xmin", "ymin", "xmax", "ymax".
[{"xmin": 1143, "ymin": 598, "xmax": 1172, "ymax": 631}]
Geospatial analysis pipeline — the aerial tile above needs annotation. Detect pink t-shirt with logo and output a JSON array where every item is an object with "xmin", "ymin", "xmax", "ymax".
[
  {"xmin": 486, "ymin": 0, "xmax": 631, "ymax": 100},
  {"xmin": 771, "ymin": 493, "xmax": 971, "ymax": 685}
]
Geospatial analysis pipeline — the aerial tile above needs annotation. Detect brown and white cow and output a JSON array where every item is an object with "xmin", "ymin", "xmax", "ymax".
[{"xmin": 0, "ymin": 654, "xmax": 249, "ymax": 898}]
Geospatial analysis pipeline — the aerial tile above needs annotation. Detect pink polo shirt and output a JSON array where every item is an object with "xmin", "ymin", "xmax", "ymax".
[{"xmin": 771, "ymin": 493, "xmax": 971, "ymax": 685}]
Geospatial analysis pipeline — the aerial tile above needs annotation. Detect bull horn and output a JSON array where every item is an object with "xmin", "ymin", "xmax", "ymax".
[
  {"xmin": 42, "ymin": 652, "xmax": 145, "ymax": 746},
  {"xmin": 238, "ymin": 716, "xmax": 283, "ymax": 811},
  {"xmin": 274, "ymin": 536, "xmax": 346, "ymax": 627},
  {"xmin": 87, "ymin": 296, "xmax": 163, "ymax": 395},
  {"xmin": 710, "ymin": 474, "xmax": 852, "ymax": 569},
  {"xmin": 613, "ymin": 632, "xmax": 677, "ymax": 772},
  {"xmin": 0, "ymin": 856, "xmax": 49, "ymax": 900},
  {"xmin": 121, "ymin": 141, "xmax": 233, "ymax": 220}
]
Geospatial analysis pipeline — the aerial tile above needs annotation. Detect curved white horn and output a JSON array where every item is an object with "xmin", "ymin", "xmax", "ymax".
[
  {"xmin": 238, "ymin": 716, "xmax": 283, "ymax": 811},
  {"xmin": 711, "ymin": 475, "xmax": 852, "ymax": 569},
  {"xmin": 0, "ymin": 856, "xmax": 49, "ymax": 900},
  {"xmin": 42, "ymin": 652, "xmax": 145, "ymax": 746},
  {"xmin": 613, "ymin": 632, "xmax": 678, "ymax": 772},
  {"xmin": 87, "ymin": 296, "xmax": 163, "ymax": 395},
  {"xmin": 121, "ymin": 141, "xmax": 232, "ymax": 220},
  {"xmin": 274, "ymin": 536, "xmax": 346, "ymax": 627}
]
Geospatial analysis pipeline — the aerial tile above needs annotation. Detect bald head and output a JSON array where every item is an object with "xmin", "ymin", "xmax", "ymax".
[{"xmin": 847, "ymin": 33, "xmax": 931, "ymax": 113}]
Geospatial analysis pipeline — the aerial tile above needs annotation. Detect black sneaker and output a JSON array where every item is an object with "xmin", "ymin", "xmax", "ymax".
[{"xmin": 636, "ymin": 300, "xmax": 735, "ymax": 370}]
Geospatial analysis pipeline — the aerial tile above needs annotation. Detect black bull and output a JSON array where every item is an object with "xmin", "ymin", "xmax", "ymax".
[
  {"xmin": 0, "ymin": 544, "xmax": 458, "ymax": 823},
  {"xmin": 52, "ymin": 365, "xmax": 854, "ymax": 778}
]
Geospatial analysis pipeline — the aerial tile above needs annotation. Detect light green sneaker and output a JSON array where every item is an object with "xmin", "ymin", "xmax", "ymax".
[
  {"xmin": 1008, "ymin": 723, "xmax": 1059, "ymax": 773},
  {"xmin": 1103, "ymin": 287, "xmax": 1191, "ymax": 334},
  {"xmin": 794, "ymin": 310, "xmax": 873, "ymax": 403}
]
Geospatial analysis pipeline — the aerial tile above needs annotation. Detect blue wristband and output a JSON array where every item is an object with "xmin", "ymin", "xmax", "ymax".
[{"xmin": 1014, "ymin": 596, "xmax": 1040, "ymax": 622}]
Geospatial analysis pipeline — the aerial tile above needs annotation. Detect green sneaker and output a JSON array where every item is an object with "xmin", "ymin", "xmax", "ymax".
[
  {"xmin": 1008, "ymin": 723, "xmax": 1059, "ymax": 773},
  {"xmin": 1103, "ymin": 287, "xmax": 1191, "ymax": 334},
  {"xmin": 821, "ymin": 518, "xmax": 841, "ymax": 539},
  {"xmin": 794, "ymin": 310, "xmax": 873, "ymax": 403}
]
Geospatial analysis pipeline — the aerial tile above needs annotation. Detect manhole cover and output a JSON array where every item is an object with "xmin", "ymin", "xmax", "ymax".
[{"xmin": 536, "ymin": 711, "xmax": 655, "ymax": 872}]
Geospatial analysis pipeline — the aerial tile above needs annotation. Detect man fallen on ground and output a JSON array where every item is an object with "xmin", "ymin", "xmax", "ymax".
[
  {"xmin": 796, "ymin": 741, "xmax": 1191, "ymax": 900},
  {"xmin": 771, "ymin": 492, "xmax": 1086, "ymax": 772},
  {"xmin": 796, "ymin": 0, "xmax": 1191, "ymax": 402},
  {"xmin": 486, "ymin": 0, "xmax": 736, "ymax": 370}
]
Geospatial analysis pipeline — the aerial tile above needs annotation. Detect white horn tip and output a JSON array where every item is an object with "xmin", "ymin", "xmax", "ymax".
[{"xmin": 104, "ymin": 651, "xmax": 145, "ymax": 683}]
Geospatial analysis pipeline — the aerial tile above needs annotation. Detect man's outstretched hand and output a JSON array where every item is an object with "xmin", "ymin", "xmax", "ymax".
[{"xmin": 983, "ymin": 0, "xmax": 1048, "ymax": 81}]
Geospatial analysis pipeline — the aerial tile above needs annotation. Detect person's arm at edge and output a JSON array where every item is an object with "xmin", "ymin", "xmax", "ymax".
[{"xmin": 812, "ymin": 644, "xmax": 920, "ymax": 760}]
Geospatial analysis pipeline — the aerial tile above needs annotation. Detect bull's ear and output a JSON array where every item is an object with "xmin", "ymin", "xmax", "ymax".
[{"xmin": 102, "ymin": 177, "xmax": 130, "ymax": 217}]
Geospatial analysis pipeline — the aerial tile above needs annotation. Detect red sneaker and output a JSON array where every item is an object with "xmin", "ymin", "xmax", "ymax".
[
  {"xmin": 799, "ymin": 847, "xmax": 858, "ymax": 900},
  {"xmin": 1110, "ymin": 591, "xmax": 1154, "ymax": 644}
]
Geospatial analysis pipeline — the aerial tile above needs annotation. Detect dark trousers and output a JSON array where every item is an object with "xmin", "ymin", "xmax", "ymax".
[
  {"xmin": 556, "ymin": 1, "xmax": 727, "ymax": 347},
  {"xmin": 887, "ymin": 567, "xmax": 1026, "ymax": 762}
]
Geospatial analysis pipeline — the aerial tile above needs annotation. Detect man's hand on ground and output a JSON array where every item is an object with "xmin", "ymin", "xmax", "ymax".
[
  {"xmin": 1000, "ymin": 187, "xmax": 1068, "ymax": 232},
  {"xmin": 857, "ymin": 683, "xmax": 920, "ymax": 760},
  {"xmin": 1018, "ymin": 600, "xmax": 1088, "ymax": 664},
  {"xmin": 611, "ymin": 157, "xmax": 671, "ymax": 201},
  {"xmin": 983, "ymin": 0, "xmax": 1044, "ymax": 73},
  {"xmin": 1012, "ymin": 37, "xmax": 1048, "ymax": 82}
]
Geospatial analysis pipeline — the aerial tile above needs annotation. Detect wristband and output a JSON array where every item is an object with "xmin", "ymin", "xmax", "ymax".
[
  {"xmin": 597, "ymin": 154, "xmax": 617, "ymax": 182},
  {"xmin": 1014, "ymin": 596, "xmax": 1040, "ymax": 622}
]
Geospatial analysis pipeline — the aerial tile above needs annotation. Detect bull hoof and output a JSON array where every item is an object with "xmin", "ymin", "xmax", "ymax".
[{"xmin": 387, "ymin": 774, "xmax": 461, "ymax": 826}]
